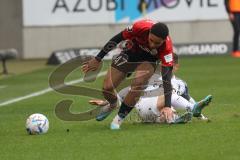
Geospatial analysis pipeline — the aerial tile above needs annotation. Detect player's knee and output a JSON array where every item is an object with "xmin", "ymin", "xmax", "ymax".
[
  {"xmin": 132, "ymin": 78, "xmax": 148, "ymax": 89},
  {"xmin": 103, "ymin": 83, "xmax": 114, "ymax": 92},
  {"xmin": 130, "ymin": 85, "xmax": 143, "ymax": 92},
  {"xmin": 130, "ymin": 83, "xmax": 145, "ymax": 95}
]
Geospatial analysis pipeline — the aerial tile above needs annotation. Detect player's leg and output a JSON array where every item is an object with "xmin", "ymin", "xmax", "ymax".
[
  {"xmin": 111, "ymin": 61, "xmax": 155, "ymax": 129},
  {"xmin": 134, "ymin": 95, "xmax": 192, "ymax": 124},
  {"xmin": 188, "ymin": 96, "xmax": 209, "ymax": 120},
  {"xmin": 230, "ymin": 13, "xmax": 240, "ymax": 57},
  {"xmin": 155, "ymin": 94, "xmax": 194, "ymax": 112},
  {"xmin": 172, "ymin": 112, "xmax": 193, "ymax": 124},
  {"xmin": 172, "ymin": 94, "xmax": 212, "ymax": 118},
  {"xmin": 96, "ymin": 67, "xmax": 126, "ymax": 121},
  {"xmin": 124, "ymin": 61, "xmax": 155, "ymax": 106},
  {"xmin": 96, "ymin": 52, "xmax": 137, "ymax": 121},
  {"xmin": 192, "ymin": 95, "xmax": 212, "ymax": 117},
  {"xmin": 155, "ymin": 94, "xmax": 211, "ymax": 121},
  {"xmin": 155, "ymin": 95, "xmax": 192, "ymax": 124},
  {"xmin": 102, "ymin": 67, "xmax": 126, "ymax": 106},
  {"xmin": 156, "ymin": 93, "xmax": 212, "ymax": 115},
  {"xmin": 171, "ymin": 93, "xmax": 195, "ymax": 111}
]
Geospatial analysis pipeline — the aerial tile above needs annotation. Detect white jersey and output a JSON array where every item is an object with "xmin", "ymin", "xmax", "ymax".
[
  {"xmin": 118, "ymin": 74, "xmax": 190, "ymax": 101},
  {"xmin": 117, "ymin": 74, "xmax": 193, "ymax": 123}
]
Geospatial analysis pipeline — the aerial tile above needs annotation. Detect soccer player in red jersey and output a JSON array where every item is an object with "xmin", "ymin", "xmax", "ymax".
[{"xmin": 82, "ymin": 19, "xmax": 174, "ymax": 129}]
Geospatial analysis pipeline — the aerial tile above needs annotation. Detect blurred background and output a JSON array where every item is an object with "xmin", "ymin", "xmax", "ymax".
[
  {"xmin": 1, "ymin": 2, "xmax": 240, "ymax": 160},
  {"xmin": 0, "ymin": 0, "xmax": 232, "ymax": 61}
]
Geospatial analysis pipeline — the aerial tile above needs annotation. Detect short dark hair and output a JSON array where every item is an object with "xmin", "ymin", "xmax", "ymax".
[
  {"xmin": 173, "ymin": 53, "xmax": 178, "ymax": 64},
  {"xmin": 150, "ymin": 22, "xmax": 169, "ymax": 39}
]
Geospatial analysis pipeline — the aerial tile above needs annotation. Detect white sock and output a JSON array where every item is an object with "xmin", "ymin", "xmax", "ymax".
[
  {"xmin": 171, "ymin": 93, "xmax": 194, "ymax": 111},
  {"xmin": 189, "ymin": 97, "xmax": 196, "ymax": 104},
  {"xmin": 112, "ymin": 114, "xmax": 124, "ymax": 125}
]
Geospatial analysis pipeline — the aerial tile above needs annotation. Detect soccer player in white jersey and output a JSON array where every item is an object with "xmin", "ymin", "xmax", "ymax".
[
  {"xmin": 89, "ymin": 54, "xmax": 212, "ymax": 129},
  {"xmin": 115, "ymin": 73, "xmax": 211, "ymax": 124}
]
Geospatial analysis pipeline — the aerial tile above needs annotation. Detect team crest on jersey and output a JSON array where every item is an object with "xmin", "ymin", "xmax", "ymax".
[{"xmin": 127, "ymin": 25, "xmax": 133, "ymax": 32}]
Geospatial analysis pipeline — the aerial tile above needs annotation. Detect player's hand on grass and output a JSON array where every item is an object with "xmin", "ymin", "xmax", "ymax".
[
  {"xmin": 82, "ymin": 57, "xmax": 101, "ymax": 73},
  {"xmin": 89, "ymin": 99, "xmax": 109, "ymax": 106},
  {"xmin": 160, "ymin": 107, "xmax": 174, "ymax": 123}
]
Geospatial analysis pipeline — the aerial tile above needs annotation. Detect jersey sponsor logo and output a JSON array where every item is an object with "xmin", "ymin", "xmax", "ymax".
[{"xmin": 164, "ymin": 53, "xmax": 173, "ymax": 63}]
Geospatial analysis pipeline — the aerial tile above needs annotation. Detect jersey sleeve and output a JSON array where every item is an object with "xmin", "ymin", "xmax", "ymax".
[
  {"xmin": 159, "ymin": 36, "xmax": 174, "ymax": 67},
  {"xmin": 122, "ymin": 23, "xmax": 139, "ymax": 39},
  {"xmin": 122, "ymin": 20, "xmax": 153, "ymax": 39}
]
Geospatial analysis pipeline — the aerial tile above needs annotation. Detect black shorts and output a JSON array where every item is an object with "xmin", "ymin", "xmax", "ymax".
[{"xmin": 111, "ymin": 50, "xmax": 158, "ymax": 74}]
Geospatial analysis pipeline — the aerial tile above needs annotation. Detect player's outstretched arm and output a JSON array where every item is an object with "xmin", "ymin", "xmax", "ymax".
[
  {"xmin": 95, "ymin": 32, "xmax": 124, "ymax": 60},
  {"xmin": 82, "ymin": 32, "xmax": 124, "ymax": 73}
]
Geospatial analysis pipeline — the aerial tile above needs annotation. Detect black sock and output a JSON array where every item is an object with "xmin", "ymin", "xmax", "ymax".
[{"xmin": 118, "ymin": 102, "xmax": 133, "ymax": 119}]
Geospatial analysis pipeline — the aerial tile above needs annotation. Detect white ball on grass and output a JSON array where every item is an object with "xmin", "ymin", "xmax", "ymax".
[{"xmin": 26, "ymin": 113, "xmax": 49, "ymax": 135}]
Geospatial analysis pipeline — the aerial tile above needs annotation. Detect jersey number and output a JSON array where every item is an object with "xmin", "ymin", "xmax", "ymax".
[{"xmin": 113, "ymin": 54, "xmax": 128, "ymax": 67}]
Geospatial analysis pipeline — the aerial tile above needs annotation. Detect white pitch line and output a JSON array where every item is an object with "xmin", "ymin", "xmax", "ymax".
[{"xmin": 0, "ymin": 71, "xmax": 107, "ymax": 107}]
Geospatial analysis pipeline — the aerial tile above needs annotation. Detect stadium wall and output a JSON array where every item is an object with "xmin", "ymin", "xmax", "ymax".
[
  {"xmin": 23, "ymin": 20, "xmax": 232, "ymax": 59},
  {"xmin": 0, "ymin": 0, "xmax": 23, "ymax": 57},
  {"xmin": 0, "ymin": 0, "xmax": 233, "ymax": 59}
]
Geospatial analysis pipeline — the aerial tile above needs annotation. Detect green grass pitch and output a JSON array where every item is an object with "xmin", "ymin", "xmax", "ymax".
[{"xmin": 0, "ymin": 56, "xmax": 240, "ymax": 160}]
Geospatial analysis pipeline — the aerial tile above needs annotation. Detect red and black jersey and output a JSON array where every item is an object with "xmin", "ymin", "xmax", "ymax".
[
  {"xmin": 95, "ymin": 19, "xmax": 173, "ymax": 107},
  {"xmin": 122, "ymin": 19, "xmax": 173, "ymax": 67}
]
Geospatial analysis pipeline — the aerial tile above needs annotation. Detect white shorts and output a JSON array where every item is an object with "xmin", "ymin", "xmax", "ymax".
[{"xmin": 135, "ymin": 96, "xmax": 160, "ymax": 123}]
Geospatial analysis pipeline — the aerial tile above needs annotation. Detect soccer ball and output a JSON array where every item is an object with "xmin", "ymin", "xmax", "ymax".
[{"xmin": 26, "ymin": 113, "xmax": 49, "ymax": 135}]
